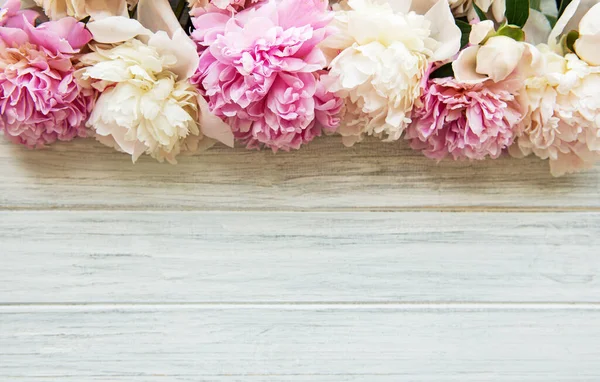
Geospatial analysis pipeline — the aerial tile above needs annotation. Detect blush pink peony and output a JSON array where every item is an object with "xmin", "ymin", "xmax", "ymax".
[
  {"xmin": 405, "ymin": 77, "xmax": 522, "ymax": 160},
  {"xmin": 0, "ymin": 0, "xmax": 95, "ymax": 148},
  {"xmin": 191, "ymin": 0, "xmax": 342, "ymax": 151}
]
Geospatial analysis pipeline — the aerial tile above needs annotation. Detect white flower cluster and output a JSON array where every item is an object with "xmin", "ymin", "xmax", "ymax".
[
  {"xmin": 6, "ymin": 0, "xmax": 600, "ymax": 176},
  {"xmin": 512, "ymin": 48, "xmax": 600, "ymax": 176},
  {"xmin": 77, "ymin": 5, "xmax": 233, "ymax": 163},
  {"xmin": 510, "ymin": 1, "xmax": 600, "ymax": 176},
  {"xmin": 322, "ymin": 0, "xmax": 461, "ymax": 146},
  {"xmin": 81, "ymin": 39, "xmax": 203, "ymax": 163}
]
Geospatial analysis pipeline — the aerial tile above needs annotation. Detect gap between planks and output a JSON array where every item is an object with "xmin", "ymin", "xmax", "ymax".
[
  {"xmin": 2, "ymin": 206, "xmax": 600, "ymax": 212},
  {"xmin": 2, "ymin": 302, "xmax": 600, "ymax": 312}
]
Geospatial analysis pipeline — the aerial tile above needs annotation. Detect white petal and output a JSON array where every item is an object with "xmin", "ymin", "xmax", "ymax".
[
  {"xmin": 452, "ymin": 45, "xmax": 488, "ymax": 83},
  {"xmin": 578, "ymin": 2, "xmax": 600, "ymax": 35},
  {"xmin": 470, "ymin": 20, "xmax": 495, "ymax": 45},
  {"xmin": 85, "ymin": 0, "xmax": 129, "ymax": 19},
  {"xmin": 476, "ymin": 36, "xmax": 524, "ymax": 82},
  {"xmin": 87, "ymin": 16, "xmax": 151, "ymax": 44},
  {"xmin": 148, "ymin": 29, "xmax": 199, "ymax": 81},
  {"xmin": 564, "ymin": 0, "xmax": 599, "ymax": 34},
  {"xmin": 198, "ymin": 96, "xmax": 234, "ymax": 148},
  {"xmin": 383, "ymin": 0, "xmax": 412, "ymax": 13},
  {"xmin": 548, "ymin": 0, "xmax": 580, "ymax": 48},
  {"xmin": 575, "ymin": 34, "xmax": 600, "ymax": 66},
  {"xmin": 523, "ymin": 9, "xmax": 552, "ymax": 45},
  {"xmin": 136, "ymin": 0, "xmax": 184, "ymax": 37},
  {"xmin": 423, "ymin": 0, "xmax": 461, "ymax": 61}
]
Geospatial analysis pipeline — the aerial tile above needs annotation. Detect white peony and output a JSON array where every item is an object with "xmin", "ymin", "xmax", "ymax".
[
  {"xmin": 448, "ymin": 0, "xmax": 506, "ymax": 22},
  {"xmin": 322, "ymin": 0, "xmax": 461, "ymax": 146},
  {"xmin": 32, "ymin": 0, "xmax": 131, "ymax": 20},
  {"xmin": 510, "ymin": 48, "xmax": 600, "ymax": 176},
  {"xmin": 572, "ymin": 2, "xmax": 600, "ymax": 66},
  {"xmin": 547, "ymin": 0, "xmax": 599, "ymax": 57},
  {"xmin": 447, "ymin": 0, "xmax": 471, "ymax": 15},
  {"xmin": 79, "ymin": 13, "xmax": 233, "ymax": 163},
  {"xmin": 453, "ymin": 20, "xmax": 543, "ymax": 84},
  {"xmin": 81, "ymin": 39, "xmax": 204, "ymax": 163}
]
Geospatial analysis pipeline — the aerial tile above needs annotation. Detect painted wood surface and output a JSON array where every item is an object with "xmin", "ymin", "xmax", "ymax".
[
  {"xmin": 1, "ymin": 139, "xmax": 599, "ymax": 211},
  {"xmin": 1, "ymin": 136, "xmax": 599, "ymax": 381},
  {"xmin": 1, "ymin": 211, "xmax": 599, "ymax": 303},
  {"xmin": 2, "ymin": 305, "xmax": 600, "ymax": 381}
]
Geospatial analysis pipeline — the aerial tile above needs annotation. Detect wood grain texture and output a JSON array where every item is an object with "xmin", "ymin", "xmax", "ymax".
[
  {"xmin": 2, "ymin": 133, "xmax": 600, "ymax": 381},
  {"xmin": 2, "ymin": 305, "xmax": 600, "ymax": 381},
  {"xmin": 1, "ymin": 138, "xmax": 599, "ymax": 211},
  {"xmin": 1, "ymin": 211, "xmax": 599, "ymax": 303}
]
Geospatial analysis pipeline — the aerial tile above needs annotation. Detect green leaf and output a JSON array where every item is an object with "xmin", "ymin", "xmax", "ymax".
[
  {"xmin": 430, "ymin": 63, "xmax": 454, "ymax": 79},
  {"xmin": 505, "ymin": 0, "xmax": 530, "ymax": 27},
  {"xmin": 473, "ymin": 4, "xmax": 487, "ymax": 21},
  {"xmin": 546, "ymin": 14, "xmax": 558, "ymax": 28},
  {"xmin": 530, "ymin": 0, "xmax": 542, "ymax": 10},
  {"xmin": 496, "ymin": 24, "xmax": 526, "ymax": 41},
  {"xmin": 565, "ymin": 30, "xmax": 579, "ymax": 52},
  {"xmin": 455, "ymin": 20, "xmax": 472, "ymax": 49},
  {"xmin": 558, "ymin": 0, "xmax": 573, "ymax": 17}
]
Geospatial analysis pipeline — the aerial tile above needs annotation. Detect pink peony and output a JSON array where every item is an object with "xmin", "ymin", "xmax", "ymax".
[
  {"xmin": 0, "ymin": 0, "xmax": 95, "ymax": 148},
  {"xmin": 191, "ymin": 0, "xmax": 342, "ymax": 151},
  {"xmin": 405, "ymin": 77, "xmax": 522, "ymax": 160}
]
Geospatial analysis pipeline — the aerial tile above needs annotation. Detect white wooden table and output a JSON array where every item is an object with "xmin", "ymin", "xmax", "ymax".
[{"xmin": 1, "ymin": 137, "xmax": 599, "ymax": 381}]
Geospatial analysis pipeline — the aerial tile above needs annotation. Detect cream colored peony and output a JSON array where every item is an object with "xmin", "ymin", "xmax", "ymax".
[
  {"xmin": 453, "ymin": 20, "xmax": 543, "ymax": 84},
  {"xmin": 32, "ymin": 0, "xmax": 132, "ymax": 20},
  {"xmin": 448, "ymin": 0, "xmax": 505, "ymax": 22},
  {"xmin": 510, "ymin": 48, "xmax": 600, "ymax": 176},
  {"xmin": 322, "ymin": 0, "xmax": 461, "ymax": 146},
  {"xmin": 571, "ymin": 3, "xmax": 600, "ymax": 66},
  {"xmin": 79, "ymin": 2, "xmax": 233, "ymax": 163},
  {"xmin": 80, "ymin": 39, "xmax": 204, "ymax": 163}
]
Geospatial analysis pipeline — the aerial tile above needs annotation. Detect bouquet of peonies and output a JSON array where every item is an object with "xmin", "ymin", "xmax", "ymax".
[{"xmin": 1, "ymin": 0, "xmax": 599, "ymax": 175}]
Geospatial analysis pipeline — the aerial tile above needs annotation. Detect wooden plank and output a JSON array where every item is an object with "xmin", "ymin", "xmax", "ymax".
[
  {"xmin": 1, "ymin": 211, "xmax": 599, "ymax": 303},
  {"xmin": 0, "ymin": 138, "xmax": 598, "ymax": 210},
  {"xmin": 1, "ymin": 304, "xmax": 600, "ymax": 380}
]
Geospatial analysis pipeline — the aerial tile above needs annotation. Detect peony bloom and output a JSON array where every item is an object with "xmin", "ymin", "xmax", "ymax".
[
  {"xmin": 191, "ymin": 0, "xmax": 343, "ymax": 151},
  {"xmin": 80, "ymin": 5, "xmax": 233, "ymax": 163},
  {"xmin": 566, "ymin": 2, "xmax": 600, "ymax": 66},
  {"xmin": 321, "ymin": 0, "xmax": 461, "ymax": 146},
  {"xmin": 447, "ymin": 0, "xmax": 471, "ymax": 14},
  {"xmin": 80, "ymin": 40, "xmax": 203, "ymax": 162},
  {"xmin": 449, "ymin": 0, "xmax": 505, "ymax": 22},
  {"xmin": 406, "ymin": 77, "xmax": 522, "ymax": 160},
  {"xmin": 32, "ymin": 0, "xmax": 132, "ymax": 20},
  {"xmin": 0, "ymin": 0, "xmax": 95, "ymax": 148},
  {"xmin": 510, "ymin": 49, "xmax": 600, "ymax": 176},
  {"xmin": 453, "ymin": 20, "xmax": 543, "ymax": 84}
]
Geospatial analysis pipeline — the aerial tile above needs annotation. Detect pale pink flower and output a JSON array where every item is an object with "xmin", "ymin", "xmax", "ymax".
[
  {"xmin": 510, "ymin": 50, "xmax": 600, "ymax": 176},
  {"xmin": 191, "ymin": 0, "xmax": 342, "ymax": 151},
  {"xmin": 0, "ymin": 1, "xmax": 95, "ymax": 148},
  {"xmin": 406, "ymin": 77, "xmax": 522, "ymax": 160}
]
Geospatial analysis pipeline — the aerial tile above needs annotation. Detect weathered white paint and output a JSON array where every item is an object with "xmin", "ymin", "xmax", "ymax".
[
  {"xmin": 1, "ymin": 137, "xmax": 599, "ymax": 380},
  {"xmin": 0, "ymin": 138, "xmax": 598, "ymax": 210},
  {"xmin": 1, "ymin": 305, "xmax": 600, "ymax": 381},
  {"xmin": 0, "ymin": 211, "xmax": 599, "ymax": 303}
]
